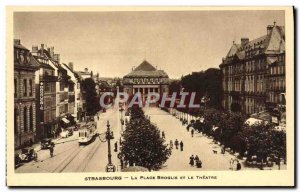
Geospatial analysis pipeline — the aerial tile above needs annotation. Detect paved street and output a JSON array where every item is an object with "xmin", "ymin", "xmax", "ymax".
[
  {"xmin": 15, "ymin": 107, "xmax": 123, "ymax": 173},
  {"xmin": 144, "ymin": 107, "xmax": 241, "ymax": 171},
  {"xmin": 144, "ymin": 107, "xmax": 286, "ymax": 171}
]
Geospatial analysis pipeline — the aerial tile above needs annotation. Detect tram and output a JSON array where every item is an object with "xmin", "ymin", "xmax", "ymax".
[{"xmin": 78, "ymin": 121, "xmax": 97, "ymax": 145}]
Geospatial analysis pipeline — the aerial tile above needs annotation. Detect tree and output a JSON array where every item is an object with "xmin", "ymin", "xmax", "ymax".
[
  {"xmin": 181, "ymin": 68, "xmax": 222, "ymax": 109},
  {"xmin": 82, "ymin": 78, "xmax": 100, "ymax": 116},
  {"xmin": 270, "ymin": 130, "xmax": 286, "ymax": 169},
  {"xmin": 121, "ymin": 107, "xmax": 171, "ymax": 171},
  {"xmin": 239, "ymin": 123, "xmax": 274, "ymax": 169}
]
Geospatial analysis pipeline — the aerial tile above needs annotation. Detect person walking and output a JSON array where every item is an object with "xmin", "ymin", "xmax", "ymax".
[
  {"xmin": 196, "ymin": 159, "xmax": 202, "ymax": 168},
  {"xmin": 49, "ymin": 142, "xmax": 55, "ymax": 158},
  {"xmin": 180, "ymin": 141, "xmax": 184, "ymax": 151},
  {"xmin": 191, "ymin": 129, "xmax": 194, "ymax": 137},
  {"xmin": 170, "ymin": 140, "xmax": 173, "ymax": 149},
  {"xmin": 175, "ymin": 139, "xmax": 179, "ymax": 150},
  {"xmin": 189, "ymin": 155, "xmax": 195, "ymax": 166},
  {"xmin": 194, "ymin": 155, "xmax": 199, "ymax": 162},
  {"xmin": 236, "ymin": 160, "xmax": 241, "ymax": 171},
  {"xmin": 162, "ymin": 131, "xmax": 165, "ymax": 139},
  {"xmin": 114, "ymin": 141, "xmax": 118, "ymax": 152},
  {"xmin": 229, "ymin": 158, "xmax": 234, "ymax": 170}
]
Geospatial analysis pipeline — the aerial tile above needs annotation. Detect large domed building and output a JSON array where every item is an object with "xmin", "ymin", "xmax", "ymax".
[{"xmin": 123, "ymin": 60, "xmax": 169, "ymax": 103}]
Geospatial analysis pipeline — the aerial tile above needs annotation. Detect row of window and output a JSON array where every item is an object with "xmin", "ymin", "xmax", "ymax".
[
  {"xmin": 224, "ymin": 75, "xmax": 265, "ymax": 93},
  {"xmin": 269, "ymin": 78, "xmax": 285, "ymax": 90},
  {"xmin": 14, "ymin": 105, "xmax": 34, "ymax": 134},
  {"xmin": 270, "ymin": 65, "xmax": 285, "ymax": 75},
  {"xmin": 133, "ymin": 87, "xmax": 159, "ymax": 94},
  {"xmin": 44, "ymin": 109, "xmax": 56, "ymax": 123},
  {"xmin": 44, "ymin": 82, "xmax": 56, "ymax": 93},
  {"xmin": 14, "ymin": 78, "xmax": 34, "ymax": 98},
  {"xmin": 268, "ymin": 92, "xmax": 284, "ymax": 104}
]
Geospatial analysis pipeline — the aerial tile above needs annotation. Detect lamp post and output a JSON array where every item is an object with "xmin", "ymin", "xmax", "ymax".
[{"xmin": 105, "ymin": 120, "xmax": 116, "ymax": 172}]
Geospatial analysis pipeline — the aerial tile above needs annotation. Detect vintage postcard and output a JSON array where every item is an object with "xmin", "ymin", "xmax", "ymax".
[{"xmin": 6, "ymin": 6, "xmax": 294, "ymax": 187}]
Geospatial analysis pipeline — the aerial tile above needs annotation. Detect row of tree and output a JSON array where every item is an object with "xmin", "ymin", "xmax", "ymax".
[
  {"xmin": 120, "ymin": 106, "xmax": 171, "ymax": 171},
  {"xmin": 169, "ymin": 68, "xmax": 222, "ymax": 110},
  {"xmin": 191, "ymin": 108, "xmax": 286, "ymax": 169}
]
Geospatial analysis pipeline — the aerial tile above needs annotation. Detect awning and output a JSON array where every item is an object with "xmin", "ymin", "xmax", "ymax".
[
  {"xmin": 62, "ymin": 118, "xmax": 70, "ymax": 124},
  {"xmin": 245, "ymin": 118, "xmax": 263, "ymax": 126}
]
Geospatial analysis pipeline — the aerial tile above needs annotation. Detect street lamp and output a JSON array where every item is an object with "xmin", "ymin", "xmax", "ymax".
[{"xmin": 105, "ymin": 120, "xmax": 116, "ymax": 172}]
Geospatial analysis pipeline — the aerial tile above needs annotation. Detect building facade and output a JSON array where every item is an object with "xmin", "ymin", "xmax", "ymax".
[
  {"xmin": 62, "ymin": 62, "xmax": 82, "ymax": 122},
  {"xmin": 123, "ymin": 60, "xmax": 169, "ymax": 104},
  {"xmin": 14, "ymin": 39, "xmax": 38, "ymax": 148},
  {"xmin": 219, "ymin": 23, "xmax": 285, "ymax": 115},
  {"xmin": 32, "ymin": 47, "xmax": 58, "ymax": 139}
]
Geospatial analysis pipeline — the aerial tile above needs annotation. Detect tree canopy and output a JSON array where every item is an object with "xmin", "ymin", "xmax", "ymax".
[
  {"xmin": 82, "ymin": 78, "xmax": 100, "ymax": 116},
  {"xmin": 121, "ymin": 107, "xmax": 171, "ymax": 171}
]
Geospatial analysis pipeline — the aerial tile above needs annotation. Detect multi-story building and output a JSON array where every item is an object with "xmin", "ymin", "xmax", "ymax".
[
  {"xmin": 123, "ymin": 60, "xmax": 169, "ymax": 104},
  {"xmin": 32, "ymin": 44, "xmax": 71, "ymax": 130},
  {"xmin": 32, "ymin": 46, "xmax": 58, "ymax": 139},
  {"xmin": 62, "ymin": 62, "xmax": 81, "ymax": 122},
  {"xmin": 14, "ymin": 39, "xmax": 39, "ymax": 148},
  {"xmin": 219, "ymin": 22, "xmax": 285, "ymax": 116}
]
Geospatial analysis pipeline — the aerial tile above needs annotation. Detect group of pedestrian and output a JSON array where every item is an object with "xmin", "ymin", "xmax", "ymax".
[
  {"xmin": 189, "ymin": 155, "xmax": 202, "ymax": 168},
  {"xmin": 229, "ymin": 158, "xmax": 242, "ymax": 171},
  {"xmin": 172, "ymin": 139, "xmax": 184, "ymax": 151}
]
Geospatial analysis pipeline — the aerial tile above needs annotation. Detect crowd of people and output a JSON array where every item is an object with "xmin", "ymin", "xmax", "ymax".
[{"xmin": 189, "ymin": 154, "xmax": 202, "ymax": 168}]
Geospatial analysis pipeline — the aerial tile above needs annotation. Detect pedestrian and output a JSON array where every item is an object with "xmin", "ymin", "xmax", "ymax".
[
  {"xmin": 229, "ymin": 158, "xmax": 234, "ymax": 170},
  {"xmin": 170, "ymin": 140, "xmax": 173, "ymax": 149},
  {"xmin": 196, "ymin": 159, "xmax": 202, "ymax": 168},
  {"xmin": 162, "ymin": 131, "xmax": 165, "ymax": 139},
  {"xmin": 175, "ymin": 139, "xmax": 179, "ymax": 150},
  {"xmin": 180, "ymin": 141, "xmax": 184, "ymax": 151},
  {"xmin": 49, "ymin": 142, "xmax": 54, "ymax": 158},
  {"xmin": 189, "ymin": 155, "xmax": 195, "ymax": 166},
  {"xmin": 194, "ymin": 155, "xmax": 199, "ymax": 162},
  {"xmin": 191, "ymin": 129, "xmax": 194, "ymax": 137},
  {"xmin": 236, "ymin": 160, "xmax": 241, "ymax": 171},
  {"xmin": 221, "ymin": 147, "xmax": 225, "ymax": 154},
  {"xmin": 120, "ymin": 159, "xmax": 124, "ymax": 169},
  {"xmin": 114, "ymin": 141, "xmax": 118, "ymax": 152}
]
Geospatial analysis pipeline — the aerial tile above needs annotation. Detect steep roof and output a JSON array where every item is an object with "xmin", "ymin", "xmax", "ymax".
[
  {"xmin": 32, "ymin": 56, "xmax": 54, "ymax": 70},
  {"xmin": 124, "ymin": 60, "xmax": 169, "ymax": 78},
  {"xmin": 223, "ymin": 25, "xmax": 285, "ymax": 63},
  {"xmin": 134, "ymin": 60, "xmax": 157, "ymax": 71}
]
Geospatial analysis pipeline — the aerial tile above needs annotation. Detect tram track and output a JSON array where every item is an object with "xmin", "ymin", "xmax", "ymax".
[
  {"xmin": 75, "ymin": 137, "xmax": 102, "ymax": 172},
  {"xmin": 51, "ymin": 146, "xmax": 85, "ymax": 173}
]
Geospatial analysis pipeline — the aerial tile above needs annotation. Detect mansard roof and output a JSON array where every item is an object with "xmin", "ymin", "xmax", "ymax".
[{"xmin": 222, "ymin": 25, "xmax": 285, "ymax": 65}]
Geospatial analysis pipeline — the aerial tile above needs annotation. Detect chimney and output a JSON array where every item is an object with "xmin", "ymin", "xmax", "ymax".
[
  {"xmin": 84, "ymin": 68, "xmax": 88, "ymax": 73},
  {"xmin": 267, "ymin": 25, "xmax": 273, "ymax": 35},
  {"xmin": 53, "ymin": 54, "xmax": 60, "ymax": 63},
  {"xmin": 14, "ymin": 39, "xmax": 21, "ymax": 45},
  {"xmin": 41, "ymin": 44, "xmax": 45, "ymax": 55},
  {"xmin": 32, "ymin": 45, "xmax": 38, "ymax": 56},
  {"xmin": 68, "ymin": 62, "xmax": 74, "ymax": 70},
  {"xmin": 241, "ymin": 38, "xmax": 249, "ymax": 47},
  {"xmin": 47, "ymin": 46, "xmax": 54, "ymax": 58}
]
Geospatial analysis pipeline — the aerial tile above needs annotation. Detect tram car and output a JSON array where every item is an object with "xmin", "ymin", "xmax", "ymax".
[{"xmin": 78, "ymin": 121, "xmax": 97, "ymax": 145}]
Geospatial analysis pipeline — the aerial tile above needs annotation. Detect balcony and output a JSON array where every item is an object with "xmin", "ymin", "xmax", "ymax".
[{"xmin": 40, "ymin": 75, "xmax": 58, "ymax": 82}]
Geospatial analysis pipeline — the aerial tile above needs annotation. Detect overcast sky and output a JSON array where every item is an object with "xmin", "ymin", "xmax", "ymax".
[{"xmin": 14, "ymin": 10, "xmax": 284, "ymax": 79}]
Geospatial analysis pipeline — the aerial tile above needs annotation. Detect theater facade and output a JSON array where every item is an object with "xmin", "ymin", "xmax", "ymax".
[{"xmin": 123, "ymin": 60, "xmax": 169, "ymax": 104}]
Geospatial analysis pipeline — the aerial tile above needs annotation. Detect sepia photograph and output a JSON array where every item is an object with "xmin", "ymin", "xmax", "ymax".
[{"xmin": 6, "ymin": 6, "xmax": 294, "ymax": 187}]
